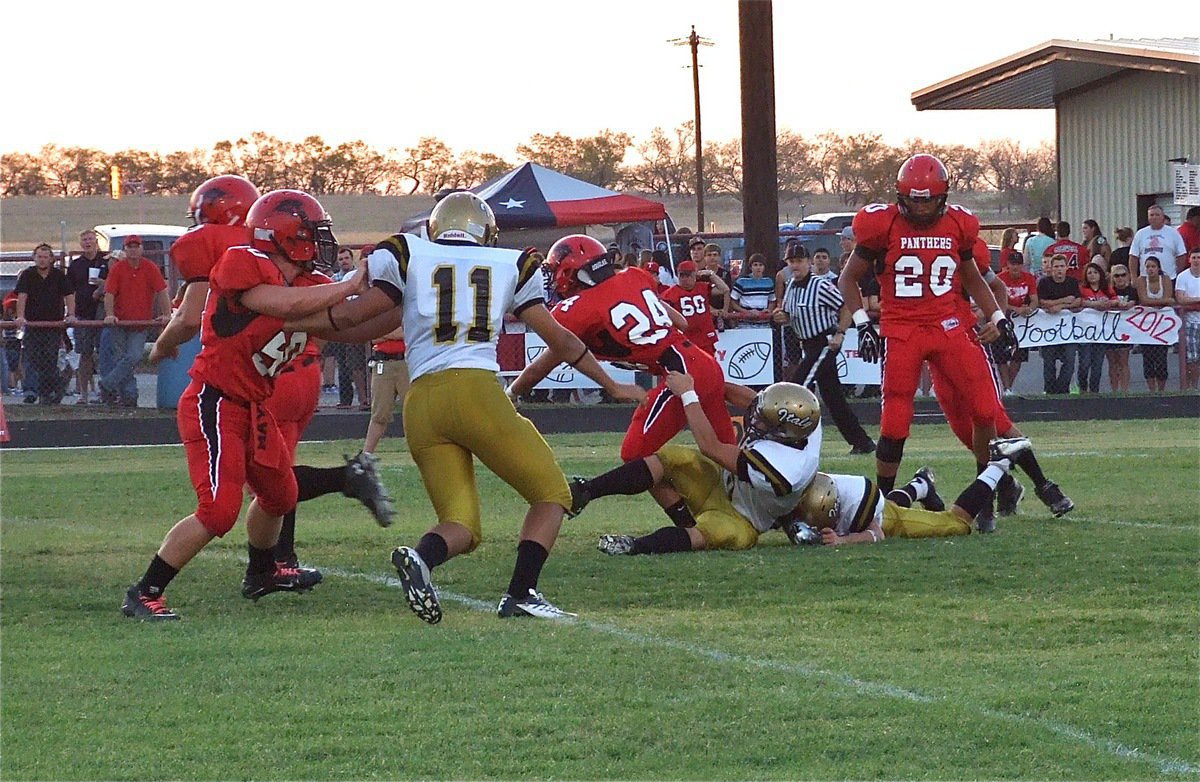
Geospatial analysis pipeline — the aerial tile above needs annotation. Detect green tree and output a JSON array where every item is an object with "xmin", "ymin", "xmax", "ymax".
[
  {"xmin": 39, "ymin": 144, "xmax": 109, "ymax": 197},
  {"xmin": 0, "ymin": 152, "xmax": 48, "ymax": 196}
]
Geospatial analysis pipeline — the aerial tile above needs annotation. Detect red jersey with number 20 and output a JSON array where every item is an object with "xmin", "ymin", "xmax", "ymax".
[
  {"xmin": 551, "ymin": 267, "xmax": 688, "ymax": 373},
  {"xmin": 170, "ymin": 223, "xmax": 252, "ymax": 282},
  {"xmin": 190, "ymin": 246, "xmax": 309, "ymax": 402},
  {"xmin": 852, "ymin": 202, "xmax": 980, "ymax": 338}
]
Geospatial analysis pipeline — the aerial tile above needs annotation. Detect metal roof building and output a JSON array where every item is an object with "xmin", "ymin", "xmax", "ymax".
[{"xmin": 913, "ymin": 38, "xmax": 1199, "ymax": 238}]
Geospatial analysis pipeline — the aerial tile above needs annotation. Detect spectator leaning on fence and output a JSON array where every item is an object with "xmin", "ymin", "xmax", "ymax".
[
  {"xmin": 100, "ymin": 236, "xmax": 169, "ymax": 407},
  {"xmin": 1172, "ymin": 247, "xmax": 1200, "ymax": 389},
  {"xmin": 728, "ymin": 253, "xmax": 775, "ymax": 323},
  {"xmin": 14, "ymin": 243, "xmax": 75, "ymax": 405},
  {"xmin": 1106, "ymin": 264, "xmax": 1138, "ymax": 393},
  {"xmin": 66, "ymin": 229, "xmax": 110, "ymax": 405},
  {"xmin": 1134, "ymin": 256, "xmax": 1174, "ymax": 392},
  {"xmin": 1036, "ymin": 254, "xmax": 1081, "ymax": 395},
  {"xmin": 1130, "ymin": 205, "xmax": 1187, "ymax": 280},
  {"xmin": 1076, "ymin": 262, "xmax": 1115, "ymax": 393},
  {"xmin": 997, "ymin": 242, "xmax": 1037, "ymax": 393}
]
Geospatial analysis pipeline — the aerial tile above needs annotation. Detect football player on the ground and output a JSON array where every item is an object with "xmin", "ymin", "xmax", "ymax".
[
  {"xmin": 288, "ymin": 192, "xmax": 646, "ymax": 623},
  {"xmin": 573, "ymin": 376, "xmax": 822, "ymax": 555},
  {"xmin": 149, "ymin": 177, "xmax": 395, "ymax": 589},
  {"xmin": 122, "ymin": 190, "xmax": 366, "ymax": 621},
  {"xmin": 928, "ymin": 237, "xmax": 1073, "ymax": 530},
  {"xmin": 838, "ymin": 154, "xmax": 1018, "ymax": 496},
  {"xmin": 787, "ymin": 437, "xmax": 1034, "ymax": 546},
  {"xmin": 506, "ymin": 234, "xmax": 737, "ymax": 463}
]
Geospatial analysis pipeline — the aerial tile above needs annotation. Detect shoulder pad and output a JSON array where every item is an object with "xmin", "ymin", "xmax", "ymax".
[
  {"xmin": 376, "ymin": 234, "xmax": 411, "ymax": 282},
  {"xmin": 517, "ymin": 247, "xmax": 544, "ymax": 290}
]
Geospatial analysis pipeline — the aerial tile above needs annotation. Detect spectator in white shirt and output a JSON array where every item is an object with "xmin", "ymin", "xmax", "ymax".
[
  {"xmin": 1172, "ymin": 247, "xmax": 1200, "ymax": 389},
  {"xmin": 1130, "ymin": 205, "xmax": 1187, "ymax": 280}
]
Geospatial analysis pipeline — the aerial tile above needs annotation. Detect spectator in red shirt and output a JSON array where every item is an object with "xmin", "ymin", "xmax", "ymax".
[
  {"xmin": 1179, "ymin": 207, "xmax": 1200, "ymax": 264},
  {"xmin": 997, "ymin": 238, "xmax": 1038, "ymax": 393},
  {"xmin": 659, "ymin": 259, "xmax": 727, "ymax": 356},
  {"xmin": 1076, "ymin": 262, "xmax": 1116, "ymax": 392},
  {"xmin": 1043, "ymin": 221, "xmax": 1090, "ymax": 281},
  {"xmin": 99, "ymin": 236, "xmax": 169, "ymax": 406}
]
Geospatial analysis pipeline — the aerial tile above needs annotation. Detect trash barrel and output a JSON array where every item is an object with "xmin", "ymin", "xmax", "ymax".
[{"xmin": 156, "ymin": 333, "xmax": 201, "ymax": 409}]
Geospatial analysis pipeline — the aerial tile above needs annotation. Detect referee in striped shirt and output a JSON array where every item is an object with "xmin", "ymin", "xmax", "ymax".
[{"xmin": 774, "ymin": 243, "xmax": 876, "ymax": 455}]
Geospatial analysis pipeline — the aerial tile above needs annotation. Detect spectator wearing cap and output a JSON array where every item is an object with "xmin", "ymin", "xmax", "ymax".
[
  {"xmin": 99, "ymin": 235, "xmax": 168, "ymax": 406},
  {"xmin": 728, "ymin": 253, "xmax": 775, "ymax": 324},
  {"xmin": 837, "ymin": 226, "xmax": 855, "ymax": 269},
  {"xmin": 774, "ymin": 242, "xmax": 874, "ymax": 454},
  {"xmin": 659, "ymin": 259, "xmax": 727, "ymax": 356}
]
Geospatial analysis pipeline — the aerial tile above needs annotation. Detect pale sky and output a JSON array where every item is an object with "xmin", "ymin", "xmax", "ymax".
[{"xmin": 4, "ymin": 1, "xmax": 1174, "ymax": 159}]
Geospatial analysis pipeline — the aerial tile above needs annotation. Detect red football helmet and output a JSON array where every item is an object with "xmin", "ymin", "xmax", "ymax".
[
  {"xmin": 548, "ymin": 234, "xmax": 615, "ymax": 297},
  {"xmin": 187, "ymin": 175, "xmax": 261, "ymax": 226},
  {"xmin": 896, "ymin": 154, "xmax": 949, "ymax": 226},
  {"xmin": 246, "ymin": 190, "xmax": 338, "ymax": 270}
]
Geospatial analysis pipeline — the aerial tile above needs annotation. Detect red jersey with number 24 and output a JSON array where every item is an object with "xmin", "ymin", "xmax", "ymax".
[
  {"xmin": 190, "ymin": 246, "xmax": 309, "ymax": 402},
  {"xmin": 852, "ymin": 202, "xmax": 980, "ymax": 338},
  {"xmin": 552, "ymin": 267, "xmax": 688, "ymax": 373}
]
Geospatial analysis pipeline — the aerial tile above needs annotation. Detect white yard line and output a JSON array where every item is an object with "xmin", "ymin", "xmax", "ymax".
[{"xmin": 309, "ymin": 564, "xmax": 1198, "ymax": 778}]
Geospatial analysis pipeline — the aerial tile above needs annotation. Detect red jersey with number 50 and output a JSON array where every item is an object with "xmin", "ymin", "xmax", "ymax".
[
  {"xmin": 170, "ymin": 223, "xmax": 252, "ymax": 283},
  {"xmin": 852, "ymin": 202, "xmax": 980, "ymax": 337},
  {"xmin": 190, "ymin": 246, "xmax": 309, "ymax": 402},
  {"xmin": 659, "ymin": 280, "xmax": 718, "ymax": 354},
  {"xmin": 552, "ymin": 267, "xmax": 688, "ymax": 373}
]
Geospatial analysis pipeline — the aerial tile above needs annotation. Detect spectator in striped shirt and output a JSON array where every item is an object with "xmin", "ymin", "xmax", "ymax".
[
  {"xmin": 774, "ymin": 243, "xmax": 875, "ymax": 454},
  {"xmin": 728, "ymin": 254, "xmax": 776, "ymax": 324}
]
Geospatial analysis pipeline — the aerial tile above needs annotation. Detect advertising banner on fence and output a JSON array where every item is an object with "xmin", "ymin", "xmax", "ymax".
[{"xmin": 501, "ymin": 307, "xmax": 1180, "ymax": 389}]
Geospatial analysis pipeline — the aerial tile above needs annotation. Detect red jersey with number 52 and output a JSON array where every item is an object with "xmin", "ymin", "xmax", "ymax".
[
  {"xmin": 190, "ymin": 246, "xmax": 309, "ymax": 402},
  {"xmin": 170, "ymin": 223, "xmax": 252, "ymax": 283},
  {"xmin": 852, "ymin": 202, "xmax": 980, "ymax": 337},
  {"xmin": 552, "ymin": 267, "xmax": 687, "ymax": 374}
]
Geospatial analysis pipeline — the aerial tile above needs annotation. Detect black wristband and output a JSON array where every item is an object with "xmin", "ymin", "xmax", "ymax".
[
  {"xmin": 326, "ymin": 306, "xmax": 340, "ymax": 332},
  {"xmin": 567, "ymin": 345, "xmax": 589, "ymax": 367}
]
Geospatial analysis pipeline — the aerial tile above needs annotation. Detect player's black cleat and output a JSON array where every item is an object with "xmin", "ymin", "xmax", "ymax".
[
  {"xmin": 1035, "ymin": 481, "xmax": 1075, "ymax": 517},
  {"xmin": 914, "ymin": 466, "xmax": 945, "ymax": 512},
  {"xmin": 392, "ymin": 546, "xmax": 442, "ymax": 624},
  {"xmin": 975, "ymin": 507, "xmax": 997, "ymax": 534},
  {"xmin": 343, "ymin": 452, "xmax": 395, "ymax": 527},
  {"xmin": 988, "ymin": 436, "xmax": 1032, "ymax": 464},
  {"xmin": 567, "ymin": 476, "xmax": 591, "ymax": 518},
  {"xmin": 122, "ymin": 584, "xmax": 180, "ymax": 621},
  {"xmin": 274, "ymin": 556, "xmax": 323, "ymax": 590},
  {"xmin": 598, "ymin": 534, "xmax": 636, "ymax": 555},
  {"xmin": 241, "ymin": 563, "xmax": 319, "ymax": 601},
  {"xmin": 496, "ymin": 589, "xmax": 577, "ymax": 619},
  {"xmin": 996, "ymin": 474, "xmax": 1025, "ymax": 516}
]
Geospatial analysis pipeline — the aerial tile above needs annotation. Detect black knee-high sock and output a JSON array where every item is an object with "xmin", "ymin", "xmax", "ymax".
[
  {"xmin": 1013, "ymin": 448, "xmax": 1049, "ymax": 488},
  {"xmin": 630, "ymin": 526, "xmax": 693, "ymax": 555},
  {"xmin": 415, "ymin": 532, "xmax": 450, "ymax": 570},
  {"xmin": 506, "ymin": 539, "xmax": 549, "ymax": 597},
  {"xmin": 877, "ymin": 474, "xmax": 896, "ymax": 494},
  {"xmin": 274, "ymin": 509, "xmax": 296, "ymax": 558},
  {"xmin": 294, "ymin": 464, "xmax": 345, "ymax": 502},
  {"xmin": 247, "ymin": 543, "xmax": 275, "ymax": 575},
  {"xmin": 887, "ymin": 486, "xmax": 917, "ymax": 508},
  {"xmin": 664, "ymin": 500, "xmax": 697, "ymax": 528},
  {"xmin": 584, "ymin": 459, "xmax": 655, "ymax": 499},
  {"xmin": 137, "ymin": 555, "xmax": 179, "ymax": 597}
]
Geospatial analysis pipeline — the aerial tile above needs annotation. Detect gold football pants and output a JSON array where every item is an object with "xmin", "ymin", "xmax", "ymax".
[
  {"xmin": 657, "ymin": 445, "xmax": 758, "ymax": 550},
  {"xmin": 882, "ymin": 500, "xmax": 972, "ymax": 538}
]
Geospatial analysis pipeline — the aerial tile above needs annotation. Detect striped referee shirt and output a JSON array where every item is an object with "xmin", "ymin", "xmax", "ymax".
[{"xmin": 781, "ymin": 272, "xmax": 844, "ymax": 339}]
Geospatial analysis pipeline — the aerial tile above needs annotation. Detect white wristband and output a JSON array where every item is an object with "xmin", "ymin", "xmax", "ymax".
[
  {"xmin": 679, "ymin": 390, "xmax": 700, "ymax": 406},
  {"xmin": 852, "ymin": 308, "xmax": 870, "ymax": 327},
  {"xmin": 867, "ymin": 529, "xmax": 879, "ymax": 543},
  {"xmin": 990, "ymin": 310, "xmax": 1007, "ymax": 326}
]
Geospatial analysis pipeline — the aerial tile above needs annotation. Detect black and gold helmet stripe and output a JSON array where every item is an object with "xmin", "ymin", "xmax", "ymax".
[
  {"xmin": 850, "ymin": 478, "xmax": 880, "ymax": 533},
  {"xmin": 376, "ymin": 234, "xmax": 411, "ymax": 283},
  {"xmin": 742, "ymin": 448, "xmax": 793, "ymax": 497}
]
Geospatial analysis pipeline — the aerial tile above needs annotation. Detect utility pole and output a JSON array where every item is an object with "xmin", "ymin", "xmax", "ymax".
[
  {"xmin": 669, "ymin": 26, "xmax": 713, "ymax": 232},
  {"xmin": 738, "ymin": 1, "xmax": 779, "ymax": 273}
]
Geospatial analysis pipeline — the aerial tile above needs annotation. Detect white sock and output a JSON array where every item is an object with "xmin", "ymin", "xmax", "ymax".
[{"xmin": 979, "ymin": 463, "xmax": 1008, "ymax": 490}]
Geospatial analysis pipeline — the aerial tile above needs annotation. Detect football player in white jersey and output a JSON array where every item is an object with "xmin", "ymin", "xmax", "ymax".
[
  {"xmin": 570, "ymin": 376, "xmax": 823, "ymax": 555},
  {"xmin": 286, "ymin": 192, "xmax": 645, "ymax": 622},
  {"xmin": 787, "ymin": 437, "xmax": 1032, "ymax": 546}
]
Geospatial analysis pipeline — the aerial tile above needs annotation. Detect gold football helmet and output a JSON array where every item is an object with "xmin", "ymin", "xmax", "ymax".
[
  {"xmin": 747, "ymin": 382, "xmax": 821, "ymax": 445},
  {"xmin": 797, "ymin": 473, "xmax": 840, "ymax": 529},
  {"xmin": 429, "ymin": 192, "xmax": 498, "ymax": 246}
]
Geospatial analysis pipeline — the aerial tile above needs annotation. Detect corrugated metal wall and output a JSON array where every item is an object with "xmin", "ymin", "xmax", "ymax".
[{"xmin": 1059, "ymin": 70, "xmax": 1199, "ymax": 237}]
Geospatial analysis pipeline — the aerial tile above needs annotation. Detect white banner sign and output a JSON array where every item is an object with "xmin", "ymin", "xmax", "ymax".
[
  {"xmin": 1011, "ymin": 306, "xmax": 1180, "ymax": 347},
  {"xmin": 1173, "ymin": 163, "xmax": 1200, "ymax": 207},
  {"xmin": 512, "ymin": 334, "xmax": 638, "ymax": 390}
]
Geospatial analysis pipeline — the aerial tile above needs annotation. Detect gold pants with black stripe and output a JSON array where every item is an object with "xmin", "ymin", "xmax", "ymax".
[
  {"xmin": 657, "ymin": 445, "xmax": 758, "ymax": 550},
  {"xmin": 882, "ymin": 500, "xmax": 972, "ymax": 538},
  {"xmin": 403, "ymin": 368, "xmax": 572, "ymax": 548}
]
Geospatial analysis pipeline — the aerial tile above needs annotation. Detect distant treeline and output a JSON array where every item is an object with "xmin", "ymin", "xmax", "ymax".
[{"xmin": 1, "ymin": 123, "xmax": 1056, "ymax": 215}]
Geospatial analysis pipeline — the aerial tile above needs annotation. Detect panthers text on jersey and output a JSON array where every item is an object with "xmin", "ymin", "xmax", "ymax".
[
  {"xmin": 725, "ymin": 425, "xmax": 823, "ymax": 533},
  {"xmin": 189, "ymin": 246, "xmax": 310, "ymax": 403},
  {"xmin": 367, "ymin": 234, "xmax": 544, "ymax": 382},
  {"xmin": 852, "ymin": 202, "xmax": 981, "ymax": 339},
  {"xmin": 551, "ymin": 267, "xmax": 689, "ymax": 373},
  {"xmin": 170, "ymin": 223, "xmax": 252, "ymax": 283},
  {"xmin": 660, "ymin": 279, "xmax": 718, "ymax": 354}
]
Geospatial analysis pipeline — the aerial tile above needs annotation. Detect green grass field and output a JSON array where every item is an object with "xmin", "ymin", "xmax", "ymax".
[{"xmin": 2, "ymin": 420, "xmax": 1198, "ymax": 780}]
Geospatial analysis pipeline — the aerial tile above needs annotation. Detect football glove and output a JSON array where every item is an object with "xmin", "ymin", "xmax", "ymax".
[
  {"xmin": 855, "ymin": 320, "xmax": 882, "ymax": 363},
  {"xmin": 991, "ymin": 317, "xmax": 1020, "ymax": 363},
  {"xmin": 786, "ymin": 521, "xmax": 824, "ymax": 546}
]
